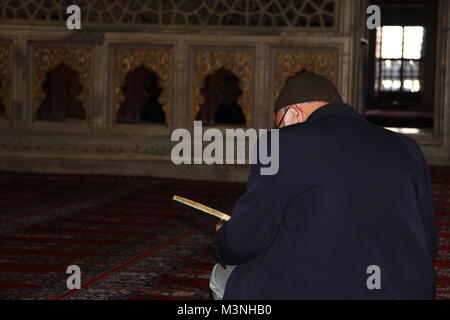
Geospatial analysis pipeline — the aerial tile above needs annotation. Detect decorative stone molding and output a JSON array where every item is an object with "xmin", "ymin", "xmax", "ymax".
[
  {"xmin": 0, "ymin": 135, "xmax": 171, "ymax": 157},
  {"xmin": 273, "ymin": 49, "xmax": 338, "ymax": 104},
  {"xmin": 63, "ymin": 32, "xmax": 105, "ymax": 46},
  {"xmin": 113, "ymin": 47, "xmax": 172, "ymax": 125},
  {"xmin": 32, "ymin": 45, "xmax": 92, "ymax": 120},
  {"xmin": 192, "ymin": 48, "xmax": 253, "ymax": 125}
]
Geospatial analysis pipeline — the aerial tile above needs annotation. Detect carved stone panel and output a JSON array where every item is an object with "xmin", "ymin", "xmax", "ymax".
[
  {"xmin": 272, "ymin": 49, "xmax": 338, "ymax": 105},
  {"xmin": 113, "ymin": 47, "xmax": 172, "ymax": 125},
  {"xmin": 192, "ymin": 48, "xmax": 254, "ymax": 125},
  {"xmin": 1, "ymin": 0, "xmax": 338, "ymax": 29},
  {"xmin": 0, "ymin": 43, "xmax": 12, "ymax": 119},
  {"xmin": 32, "ymin": 46, "xmax": 92, "ymax": 121}
]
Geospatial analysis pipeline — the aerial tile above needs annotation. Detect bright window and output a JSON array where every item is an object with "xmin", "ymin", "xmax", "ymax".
[{"xmin": 375, "ymin": 25, "xmax": 425, "ymax": 93}]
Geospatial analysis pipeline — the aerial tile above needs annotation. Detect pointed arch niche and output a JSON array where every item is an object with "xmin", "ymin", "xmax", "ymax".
[
  {"xmin": 32, "ymin": 46, "xmax": 92, "ymax": 122},
  {"xmin": 116, "ymin": 66, "xmax": 165, "ymax": 124},
  {"xmin": 192, "ymin": 48, "xmax": 253, "ymax": 127},
  {"xmin": 196, "ymin": 67, "xmax": 246, "ymax": 126},
  {"xmin": 113, "ymin": 47, "xmax": 172, "ymax": 126},
  {"xmin": 37, "ymin": 64, "xmax": 85, "ymax": 121}
]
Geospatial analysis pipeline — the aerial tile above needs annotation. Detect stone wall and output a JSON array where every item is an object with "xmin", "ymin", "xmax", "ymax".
[{"xmin": 0, "ymin": 0, "xmax": 448, "ymax": 182}]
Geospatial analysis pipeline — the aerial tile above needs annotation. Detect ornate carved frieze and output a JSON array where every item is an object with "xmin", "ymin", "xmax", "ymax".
[
  {"xmin": 113, "ymin": 47, "xmax": 172, "ymax": 124},
  {"xmin": 1, "ymin": 0, "xmax": 337, "ymax": 28},
  {"xmin": 0, "ymin": 44, "xmax": 11, "ymax": 118},
  {"xmin": 273, "ymin": 50, "xmax": 338, "ymax": 104},
  {"xmin": 32, "ymin": 46, "xmax": 92, "ymax": 120},
  {"xmin": 192, "ymin": 49, "xmax": 253, "ymax": 125}
]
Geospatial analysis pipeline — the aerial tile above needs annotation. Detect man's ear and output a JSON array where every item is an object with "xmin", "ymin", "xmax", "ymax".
[
  {"xmin": 290, "ymin": 106, "xmax": 304, "ymax": 123},
  {"xmin": 283, "ymin": 108, "xmax": 295, "ymax": 125},
  {"xmin": 283, "ymin": 107, "xmax": 300, "ymax": 125}
]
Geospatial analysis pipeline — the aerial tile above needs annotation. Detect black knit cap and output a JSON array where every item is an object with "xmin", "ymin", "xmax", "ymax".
[{"xmin": 274, "ymin": 70, "xmax": 343, "ymax": 112}]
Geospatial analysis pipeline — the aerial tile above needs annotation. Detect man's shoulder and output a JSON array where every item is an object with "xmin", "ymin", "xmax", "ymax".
[
  {"xmin": 392, "ymin": 131, "xmax": 426, "ymax": 166},
  {"xmin": 277, "ymin": 117, "xmax": 424, "ymax": 161}
]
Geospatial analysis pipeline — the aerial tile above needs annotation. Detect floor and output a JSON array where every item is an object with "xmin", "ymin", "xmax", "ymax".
[{"xmin": 0, "ymin": 168, "xmax": 448, "ymax": 300}]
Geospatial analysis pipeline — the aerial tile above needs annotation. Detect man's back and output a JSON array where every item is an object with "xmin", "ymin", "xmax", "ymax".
[{"xmin": 216, "ymin": 103, "xmax": 436, "ymax": 299}]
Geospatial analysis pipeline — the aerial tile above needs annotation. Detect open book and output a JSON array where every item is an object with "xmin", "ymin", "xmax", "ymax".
[{"xmin": 173, "ymin": 195, "xmax": 231, "ymax": 221}]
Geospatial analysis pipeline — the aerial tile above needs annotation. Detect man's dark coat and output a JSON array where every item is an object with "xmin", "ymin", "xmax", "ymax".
[{"xmin": 216, "ymin": 103, "xmax": 436, "ymax": 299}]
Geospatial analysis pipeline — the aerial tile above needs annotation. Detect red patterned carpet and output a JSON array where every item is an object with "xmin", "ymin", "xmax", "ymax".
[{"xmin": 0, "ymin": 168, "xmax": 449, "ymax": 300}]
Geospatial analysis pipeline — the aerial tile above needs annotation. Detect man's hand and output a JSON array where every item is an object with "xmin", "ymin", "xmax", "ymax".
[{"xmin": 216, "ymin": 221, "xmax": 225, "ymax": 231}]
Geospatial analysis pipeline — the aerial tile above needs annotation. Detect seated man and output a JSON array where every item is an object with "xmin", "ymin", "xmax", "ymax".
[{"xmin": 209, "ymin": 71, "xmax": 436, "ymax": 300}]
